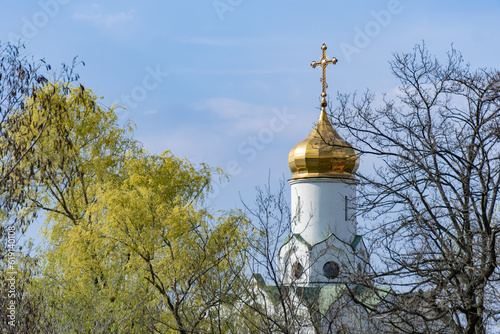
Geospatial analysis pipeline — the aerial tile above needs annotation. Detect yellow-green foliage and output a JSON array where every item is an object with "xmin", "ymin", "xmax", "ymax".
[{"xmin": 19, "ymin": 83, "xmax": 249, "ymax": 333}]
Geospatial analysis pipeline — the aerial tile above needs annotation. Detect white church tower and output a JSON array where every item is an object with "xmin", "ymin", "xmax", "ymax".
[{"xmin": 279, "ymin": 44, "xmax": 367, "ymax": 286}]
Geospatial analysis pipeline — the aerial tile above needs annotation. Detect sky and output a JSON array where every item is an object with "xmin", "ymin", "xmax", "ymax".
[{"xmin": 2, "ymin": 0, "xmax": 500, "ymax": 239}]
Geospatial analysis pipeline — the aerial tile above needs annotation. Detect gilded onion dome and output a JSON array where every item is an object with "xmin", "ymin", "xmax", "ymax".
[
  {"xmin": 288, "ymin": 105, "xmax": 359, "ymax": 179},
  {"xmin": 288, "ymin": 43, "xmax": 359, "ymax": 179}
]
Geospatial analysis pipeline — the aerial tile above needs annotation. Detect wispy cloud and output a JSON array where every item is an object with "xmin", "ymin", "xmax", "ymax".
[
  {"xmin": 74, "ymin": 5, "xmax": 134, "ymax": 28},
  {"xmin": 173, "ymin": 68, "xmax": 305, "ymax": 75},
  {"xmin": 178, "ymin": 36, "xmax": 312, "ymax": 48},
  {"xmin": 180, "ymin": 37, "xmax": 235, "ymax": 47},
  {"xmin": 137, "ymin": 98, "xmax": 304, "ymax": 184},
  {"xmin": 192, "ymin": 98, "xmax": 302, "ymax": 136},
  {"xmin": 194, "ymin": 98, "xmax": 267, "ymax": 120},
  {"xmin": 193, "ymin": 98, "xmax": 280, "ymax": 134}
]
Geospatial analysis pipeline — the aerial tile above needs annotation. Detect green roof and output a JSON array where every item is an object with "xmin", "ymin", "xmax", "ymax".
[
  {"xmin": 252, "ymin": 277, "xmax": 389, "ymax": 316},
  {"xmin": 279, "ymin": 233, "xmax": 313, "ymax": 254},
  {"xmin": 350, "ymin": 235, "xmax": 362, "ymax": 251},
  {"xmin": 282, "ymin": 233, "xmax": 363, "ymax": 253}
]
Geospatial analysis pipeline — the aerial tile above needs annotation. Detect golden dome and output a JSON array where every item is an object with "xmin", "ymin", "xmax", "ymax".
[{"xmin": 288, "ymin": 107, "xmax": 359, "ymax": 179}]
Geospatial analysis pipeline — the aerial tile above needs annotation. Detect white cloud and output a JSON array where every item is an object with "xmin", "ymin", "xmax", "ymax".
[
  {"xmin": 173, "ymin": 68, "xmax": 304, "ymax": 75},
  {"xmin": 74, "ymin": 5, "xmax": 134, "ymax": 28},
  {"xmin": 180, "ymin": 37, "xmax": 235, "ymax": 47},
  {"xmin": 178, "ymin": 36, "xmax": 312, "ymax": 48},
  {"xmin": 139, "ymin": 98, "xmax": 304, "ymax": 161},
  {"xmin": 193, "ymin": 98, "xmax": 265, "ymax": 119},
  {"xmin": 137, "ymin": 125, "xmax": 225, "ymax": 164},
  {"xmin": 192, "ymin": 98, "xmax": 286, "ymax": 135}
]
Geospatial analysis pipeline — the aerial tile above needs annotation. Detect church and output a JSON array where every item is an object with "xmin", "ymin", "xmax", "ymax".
[{"xmin": 248, "ymin": 44, "xmax": 387, "ymax": 333}]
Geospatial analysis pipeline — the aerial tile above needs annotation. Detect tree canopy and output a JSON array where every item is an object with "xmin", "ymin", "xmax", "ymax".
[
  {"xmin": 335, "ymin": 43, "xmax": 500, "ymax": 334},
  {"xmin": 3, "ymin": 41, "xmax": 500, "ymax": 334},
  {"xmin": 1, "ymin": 80, "xmax": 249, "ymax": 333}
]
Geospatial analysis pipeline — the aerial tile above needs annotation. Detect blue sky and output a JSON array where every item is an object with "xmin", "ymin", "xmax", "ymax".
[{"xmin": 2, "ymin": 1, "xmax": 500, "ymax": 234}]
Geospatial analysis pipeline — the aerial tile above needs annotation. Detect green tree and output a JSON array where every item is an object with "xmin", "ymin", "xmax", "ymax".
[
  {"xmin": 0, "ymin": 41, "xmax": 81, "ymax": 233},
  {"xmin": 4, "ymin": 81, "xmax": 143, "ymax": 332},
  {"xmin": 90, "ymin": 153, "xmax": 248, "ymax": 333},
  {"xmin": 11, "ymin": 81, "xmax": 249, "ymax": 333},
  {"xmin": 0, "ymin": 44, "xmax": 84, "ymax": 332}
]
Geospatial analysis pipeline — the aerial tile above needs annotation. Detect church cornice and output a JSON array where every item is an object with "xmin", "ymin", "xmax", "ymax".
[{"xmin": 280, "ymin": 233, "xmax": 364, "ymax": 255}]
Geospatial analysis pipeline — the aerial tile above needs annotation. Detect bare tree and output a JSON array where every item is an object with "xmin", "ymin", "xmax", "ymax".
[
  {"xmin": 237, "ymin": 177, "xmax": 381, "ymax": 334},
  {"xmin": 334, "ymin": 43, "xmax": 500, "ymax": 334},
  {"xmin": 236, "ymin": 177, "xmax": 298, "ymax": 333}
]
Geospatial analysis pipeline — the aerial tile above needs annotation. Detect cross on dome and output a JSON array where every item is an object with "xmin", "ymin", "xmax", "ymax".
[
  {"xmin": 288, "ymin": 43, "xmax": 358, "ymax": 179},
  {"xmin": 311, "ymin": 43, "xmax": 337, "ymax": 108}
]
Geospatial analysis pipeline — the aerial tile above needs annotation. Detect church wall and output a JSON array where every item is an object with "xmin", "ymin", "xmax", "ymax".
[
  {"xmin": 279, "ymin": 232, "xmax": 365, "ymax": 285},
  {"xmin": 289, "ymin": 177, "xmax": 358, "ymax": 247}
]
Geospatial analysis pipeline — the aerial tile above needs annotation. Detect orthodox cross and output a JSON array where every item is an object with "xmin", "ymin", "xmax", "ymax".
[{"xmin": 311, "ymin": 43, "xmax": 337, "ymax": 106}]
